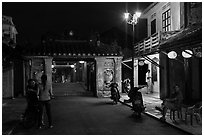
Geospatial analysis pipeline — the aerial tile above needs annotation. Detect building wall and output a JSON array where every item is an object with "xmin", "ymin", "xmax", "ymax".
[
  {"xmin": 14, "ymin": 60, "xmax": 24, "ymax": 97},
  {"xmin": 3, "ymin": 66, "xmax": 14, "ymax": 98},
  {"xmin": 2, "ymin": 15, "xmax": 18, "ymax": 47},
  {"xmin": 95, "ymin": 57, "xmax": 122, "ymax": 97},
  {"xmin": 142, "ymin": 2, "xmax": 181, "ymax": 37}
]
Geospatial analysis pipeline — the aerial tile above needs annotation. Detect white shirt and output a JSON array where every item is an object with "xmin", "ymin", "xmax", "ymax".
[{"xmin": 146, "ymin": 72, "xmax": 150, "ymax": 82}]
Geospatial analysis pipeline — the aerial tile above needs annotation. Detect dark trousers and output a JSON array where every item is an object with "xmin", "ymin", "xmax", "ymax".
[{"xmin": 38, "ymin": 100, "xmax": 52, "ymax": 126}]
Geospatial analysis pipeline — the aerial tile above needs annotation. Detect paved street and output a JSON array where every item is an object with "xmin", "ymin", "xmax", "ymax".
[{"xmin": 8, "ymin": 83, "xmax": 188, "ymax": 135}]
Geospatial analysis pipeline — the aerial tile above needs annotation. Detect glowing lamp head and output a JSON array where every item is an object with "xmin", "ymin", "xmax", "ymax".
[
  {"xmin": 135, "ymin": 12, "xmax": 141, "ymax": 18},
  {"xmin": 124, "ymin": 12, "xmax": 130, "ymax": 20}
]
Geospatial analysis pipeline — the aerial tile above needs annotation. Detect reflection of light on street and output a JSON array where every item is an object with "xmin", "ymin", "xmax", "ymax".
[{"xmin": 70, "ymin": 65, "xmax": 74, "ymax": 68}]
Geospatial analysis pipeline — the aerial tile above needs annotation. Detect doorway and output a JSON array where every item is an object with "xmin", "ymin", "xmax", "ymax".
[{"xmin": 138, "ymin": 63, "xmax": 148, "ymax": 85}]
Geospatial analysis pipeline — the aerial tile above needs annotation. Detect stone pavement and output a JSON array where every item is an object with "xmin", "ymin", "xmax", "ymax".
[
  {"xmin": 2, "ymin": 83, "xmax": 201, "ymax": 135},
  {"xmin": 2, "ymin": 97, "xmax": 27, "ymax": 135},
  {"xmin": 119, "ymin": 88, "xmax": 202, "ymax": 135}
]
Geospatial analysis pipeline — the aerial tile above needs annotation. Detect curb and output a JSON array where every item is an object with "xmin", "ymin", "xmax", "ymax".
[
  {"xmin": 143, "ymin": 111, "xmax": 192, "ymax": 135},
  {"xmin": 119, "ymin": 100, "xmax": 192, "ymax": 135}
]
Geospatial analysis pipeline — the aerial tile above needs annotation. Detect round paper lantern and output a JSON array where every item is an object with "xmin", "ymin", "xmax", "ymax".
[
  {"xmin": 182, "ymin": 50, "xmax": 193, "ymax": 58},
  {"xmin": 167, "ymin": 51, "xmax": 177, "ymax": 59},
  {"xmin": 138, "ymin": 60, "xmax": 144, "ymax": 66}
]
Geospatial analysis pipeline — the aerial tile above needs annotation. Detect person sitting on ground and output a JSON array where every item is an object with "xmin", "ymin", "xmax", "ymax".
[{"xmin": 156, "ymin": 85, "xmax": 183, "ymax": 121}]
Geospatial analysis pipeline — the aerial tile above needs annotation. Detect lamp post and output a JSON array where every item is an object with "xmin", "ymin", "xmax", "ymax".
[{"xmin": 124, "ymin": 11, "xmax": 141, "ymax": 88}]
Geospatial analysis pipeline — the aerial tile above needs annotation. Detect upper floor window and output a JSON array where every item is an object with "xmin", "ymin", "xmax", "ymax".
[
  {"xmin": 162, "ymin": 9, "xmax": 171, "ymax": 31},
  {"xmin": 151, "ymin": 19, "xmax": 156, "ymax": 35}
]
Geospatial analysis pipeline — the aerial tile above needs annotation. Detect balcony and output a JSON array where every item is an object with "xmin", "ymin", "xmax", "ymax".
[
  {"xmin": 134, "ymin": 30, "xmax": 180, "ymax": 57},
  {"xmin": 133, "ymin": 24, "xmax": 202, "ymax": 57}
]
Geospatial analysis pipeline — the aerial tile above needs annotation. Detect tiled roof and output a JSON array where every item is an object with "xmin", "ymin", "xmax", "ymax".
[
  {"xmin": 159, "ymin": 24, "xmax": 202, "ymax": 50},
  {"xmin": 23, "ymin": 40, "xmax": 122, "ymax": 57}
]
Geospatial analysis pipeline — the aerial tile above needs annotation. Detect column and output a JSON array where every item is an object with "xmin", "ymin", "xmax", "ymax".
[
  {"xmin": 95, "ymin": 57, "xmax": 105, "ymax": 97},
  {"xmin": 44, "ymin": 57, "xmax": 53, "ymax": 95},
  {"xmin": 114, "ymin": 57, "xmax": 122, "ymax": 93}
]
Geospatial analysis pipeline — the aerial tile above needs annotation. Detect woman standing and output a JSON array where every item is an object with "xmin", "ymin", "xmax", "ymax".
[{"xmin": 38, "ymin": 74, "xmax": 53, "ymax": 129}]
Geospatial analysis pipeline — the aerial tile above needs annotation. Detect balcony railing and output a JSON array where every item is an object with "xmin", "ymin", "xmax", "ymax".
[{"xmin": 134, "ymin": 30, "xmax": 180, "ymax": 56}]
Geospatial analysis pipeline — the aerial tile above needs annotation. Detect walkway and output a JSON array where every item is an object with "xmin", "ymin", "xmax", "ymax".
[
  {"xmin": 52, "ymin": 82, "xmax": 92, "ymax": 96},
  {"xmin": 120, "ymin": 87, "xmax": 202, "ymax": 135}
]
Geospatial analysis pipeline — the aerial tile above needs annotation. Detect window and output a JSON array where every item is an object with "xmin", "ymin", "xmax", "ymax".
[
  {"xmin": 162, "ymin": 9, "xmax": 171, "ymax": 31},
  {"xmin": 151, "ymin": 19, "xmax": 156, "ymax": 35}
]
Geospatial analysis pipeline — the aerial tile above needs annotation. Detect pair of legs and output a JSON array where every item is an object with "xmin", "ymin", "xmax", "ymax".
[
  {"xmin": 159, "ymin": 100, "xmax": 178, "ymax": 121},
  {"xmin": 146, "ymin": 81, "xmax": 153, "ymax": 94},
  {"xmin": 38, "ymin": 100, "xmax": 53, "ymax": 128}
]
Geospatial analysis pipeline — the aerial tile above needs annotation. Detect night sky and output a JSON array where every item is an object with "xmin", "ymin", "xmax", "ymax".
[{"xmin": 2, "ymin": 2, "xmax": 152, "ymax": 46}]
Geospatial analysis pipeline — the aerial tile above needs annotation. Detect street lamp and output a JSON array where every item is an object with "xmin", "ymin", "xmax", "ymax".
[{"xmin": 124, "ymin": 11, "xmax": 141, "ymax": 88}]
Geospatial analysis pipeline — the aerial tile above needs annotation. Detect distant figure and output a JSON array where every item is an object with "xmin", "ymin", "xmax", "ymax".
[
  {"xmin": 146, "ymin": 69, "xmax": 153, "ymax": 94},
  {"xmin": 38, "ymin": 74, "xmax": 53, "ymax": 129},
  {"xmin": 123, "ymin": 78, "xmax": 131, "ymax": 94},
  {"xmin": 109, "ymin": 83, "xmax": 120, "ymax": 104}
]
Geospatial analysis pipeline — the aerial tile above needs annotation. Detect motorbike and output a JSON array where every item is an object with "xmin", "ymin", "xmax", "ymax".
[{"xmin": 128, "ymin": 87, "xmax": 145, "ymax": 117}]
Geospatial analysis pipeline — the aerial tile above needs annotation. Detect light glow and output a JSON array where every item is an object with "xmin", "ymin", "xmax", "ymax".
[
  {"xmin": 79, "ymin": 61, "xmax": 84, "ymax": 64},
  {"xmin": 182, "ymin": 50, "xmax": 193, "ymax": 58},
  {"xmin": 167, "ymin": 51, "xmax": 177, "ymax": 59},
  {"xmin": 124, "ymin": 12, "xmax": 129, "ymax": 20}
]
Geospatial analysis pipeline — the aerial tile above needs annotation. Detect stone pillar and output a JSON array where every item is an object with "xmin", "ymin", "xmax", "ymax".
[
  {"xmin": 44, "ymin": 58, "xmax": 53, "ymax": 95},
  {"xmin": 135, "ymin": 59, "xmax": 139, "ymax": 87},
  {"xmin": 83, "ymin": 61, "xmax": 87, "ymax": 85},
  {"xmin": 31, "ymin": 58, "xmax": 44, "ymax": 82},
  {"xmin": 95, "ymin": 57, "xmax": 122, "ymax": 97},
  {"xmin": 95, "ymin": 57, "xmax": 105, "ymax": 97},
  {"xmin": 114, "ymin": 57, "xmax": 122, "ymax": 93}
]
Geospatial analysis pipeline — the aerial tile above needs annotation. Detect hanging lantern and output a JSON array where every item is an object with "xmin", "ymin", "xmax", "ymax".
[
  {"xmin": 167, "ymin": 51, "xmax": 177, "ymax": 59},
  {"xmin": 144, "ymin": 60, "xmax": 148, "ymax": 64},
  {"xmin": 138, "ymin": 60, "xmax": 144, "ymax": 66},
  {"xmin": 182, "ymin": 50, "xmax": 193, "ymax": 58}
]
